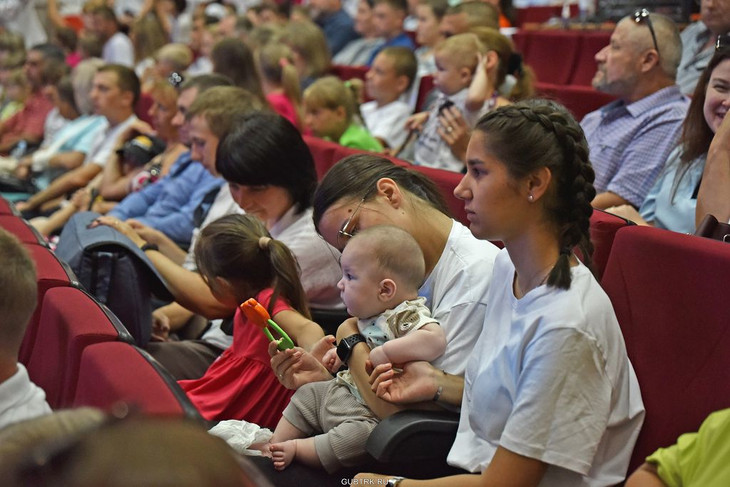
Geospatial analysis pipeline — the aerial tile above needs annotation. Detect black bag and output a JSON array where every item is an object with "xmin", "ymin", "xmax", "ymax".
[
  {"xmin": 55, "ymin": 212, "xmax": 173, "ymax": 347},
  {"xmin": 695, "ymin": 214, "xmax": 730, "ymax": 243}
]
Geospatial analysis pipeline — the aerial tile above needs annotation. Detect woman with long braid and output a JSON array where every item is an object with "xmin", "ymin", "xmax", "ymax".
[{"xmin": 358, "ymin": 100, "xmax": 645, "ymax": 486}]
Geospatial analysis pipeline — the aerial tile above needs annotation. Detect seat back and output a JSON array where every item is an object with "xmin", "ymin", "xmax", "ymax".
[
  {"xmin": 19, "ymin": 244, "xmax": 78, "ymax": 364},
  {"xmin": 536, "ymin": 82, "xmax": 616, "ymax": 121},
  {"xmin": 410, "ymin": 165, "xmax": 467, "ymax": 226},
  {"xmin": 524, "ymin": 31, "xmax": 582, "ymax": 85},
  {"xmin": 587, "ymin": 208, "xmax": 633, "ymax": 280},
  {"xmin": 415, "ymin": 75, "xmax": 435, "ymax": 112},
  {"xmin": 569, "ymin": 31, "xmax": 610, "ymax": 86},
  {"xmin": 0, "ymin": 196, "xmax": 18, "ymax": 215},
  {"xmin": 73, "ymin": 341, "xmax": 202, "ymax": 419},
  {"xmin": 0, "ymin": 215, "xmax": 45, "ymax": 245},
  {"xmin": 24, "ymin": 286, "xmax": 132, "ymax": 408},
  {"xmin": 304, "ymin": 135, "xmax": 342, "ymax": 180},
  {"xmin": 601, "ymin": 226, "xmax": 730, "ymax": 473}
]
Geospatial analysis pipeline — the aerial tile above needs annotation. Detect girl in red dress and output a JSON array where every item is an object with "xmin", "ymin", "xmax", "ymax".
[{"xmin": 178, "ymin": 214, "xmax": 324, "ymax": 428}]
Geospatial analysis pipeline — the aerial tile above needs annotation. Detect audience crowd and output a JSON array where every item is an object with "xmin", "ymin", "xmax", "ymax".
[{"xmin": 1, "ymin": 0, "xmax": 730, "ymax": 486}]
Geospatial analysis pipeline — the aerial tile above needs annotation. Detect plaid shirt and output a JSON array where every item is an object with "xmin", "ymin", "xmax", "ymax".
[{"xmin": 581, "ymin": 85, "xmax": 689, "ymax": 207}]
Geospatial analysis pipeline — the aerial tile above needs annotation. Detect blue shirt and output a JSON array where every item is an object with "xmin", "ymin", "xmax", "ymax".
[
  {"xmin": 367, "ymin": 32, "xmax": 416, "ymax": 66},
  {"xmin": 581, "ymin": 85, "xmax": 689, "ymax": 207},
  {"xmin": 639, "ymin": 145, "xmax": 706, "ymax": 234},
  {"xmin": 317, "ymin": 9, "xmax": 360, "ymax": 57},
  {"xmin": 109, "ymin": 151, "xmax": 223, "ymax": 246}
]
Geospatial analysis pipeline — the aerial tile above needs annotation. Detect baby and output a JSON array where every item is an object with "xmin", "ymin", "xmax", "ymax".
[{"xmin": 266, "ymin": 225, "xmax": 446, "ymax": 472}]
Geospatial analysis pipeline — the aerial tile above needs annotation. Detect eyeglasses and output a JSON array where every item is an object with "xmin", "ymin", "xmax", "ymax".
[
  {"xmin": 633, "ymin": 9, "xmax": 659, "ymax": 56},
  {"xmin": 168, "ymin": 71, "xmax": 184, "ymax": 88},
  {"xmin": 337, "ymin": 197, "xmax": 367, "ymax": 249}
]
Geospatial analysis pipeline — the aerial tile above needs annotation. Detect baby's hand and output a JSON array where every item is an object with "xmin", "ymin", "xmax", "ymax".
[
  {"xmin": 405, "ymin": 111, "xmax": 429, "ymax": 132},
  {"xmin": 368, "ymin": 345, "xmax": 390, "ymax": 367},
  {"xmin": 322, "ymin": 347, "xmax": 342, "ymax": 373}
]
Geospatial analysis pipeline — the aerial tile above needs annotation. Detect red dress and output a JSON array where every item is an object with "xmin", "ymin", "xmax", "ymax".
[{"xmin": 178, "ymin": 289, "xmax": 295, "ymax": 428}]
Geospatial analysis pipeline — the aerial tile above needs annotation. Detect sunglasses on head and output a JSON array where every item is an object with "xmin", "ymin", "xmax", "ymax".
[{"xmin": 633, "ymin": 9, "xmax": 659, "ymax": 56}]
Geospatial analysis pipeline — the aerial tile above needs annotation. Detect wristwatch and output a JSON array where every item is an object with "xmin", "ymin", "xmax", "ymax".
[
  {"xmin": 140, "ymin": 243, "xmax": 159, "ymax": 252},
  {"xmin": 386, "ymin": 477, "xmax": 405, "ymax": 486},
  {"xmin": 336, "ymin": 333, "xmax": 366, "ymax": 363}
]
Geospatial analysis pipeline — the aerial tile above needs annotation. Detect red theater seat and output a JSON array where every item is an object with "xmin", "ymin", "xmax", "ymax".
[
  {"xmin": 524, "ymin": 31, "xmax": 582, "ymax": 85},
  {"xmin": 24, "ymin": 286, "xmax": 133, "ymax": 408},
  {"xmin": 410, "ymin": 165, "xmax": 467, "ymax": 226},
  {"xmin": 0, "ymin": 196, "xmax": 18, "ymax": 215},
  {"xmin": 536, "ymin": 82, "xmax": 616, "ymax": 121},
  {"xmin": 73, "ymin": 341, "xmax": 201, "ymax": 418},
  {"xmin": 304, "ymin": 135, "xmax": 343, "ymax": 180},
  {"xmin": 330, "ymin": 64, "xmax": 369, "ymax": 83},
  {"xmin": 569, "ymin": 31, "xmax": 611, "ymax": 86},
  {"xmin": 601, "ymin": 226, "xmax": 730, "ymax": 473},
  {"xmin": 0, "ymin": 215, "xmax": 45, "ymax": 245},
  {"xmin": 416, "ymin": 75, "xmax": 435, "ymax": 112},
  {"xmin": 19, "ymin": 244, "xmax": 78, "ymax": 364},
  {"xmin": 588, "ymin": 208, "xmax": 633, "ymax": 280}
]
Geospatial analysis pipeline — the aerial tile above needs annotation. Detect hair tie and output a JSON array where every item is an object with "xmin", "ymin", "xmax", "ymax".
[
  {"xmin": 344, "ymin": 80, "xmax": 352, "ymax": 89},
  {"xmin": 258, "ymin": 236, "xmax": 272, "ymax": 250},
  {"xmin": 279, "ymin": 57, "xmax": 290, "ymax": 68},
  {"xmin": 507, "ymin": 52, "xmax": 524, "ymax": 77}
]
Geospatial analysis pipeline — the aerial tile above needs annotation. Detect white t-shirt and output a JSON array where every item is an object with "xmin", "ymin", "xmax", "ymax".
[
  {"xmin": 421, "ymin": 220, "xmax": 499, "ymax": 375},
  {"xmin": 85, "ymin": 115, "xmax": 137, "ymax": 167},
  {"xmin": 0, "ymin": 364, "xmax": 52, "ymax": 430},
  {"xmin": 103, "ymin": 32, "xmax": 135, "ymax": 68},
  {"xmin": 448, "ymin": 249, "xmax": 645, "ymax": 485},
  {"xmin": 361, "ymin": 99, "xmax": 412, "ymax": 150}
]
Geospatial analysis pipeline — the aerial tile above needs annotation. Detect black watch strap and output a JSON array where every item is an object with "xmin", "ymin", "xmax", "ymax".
[
  {"xmin": 336, "ymin": 333, "xmax": 366, "ymax": 363},
  {"xmin": 140, "ymin": 243, "xmax": 159, "ymax": 252}
]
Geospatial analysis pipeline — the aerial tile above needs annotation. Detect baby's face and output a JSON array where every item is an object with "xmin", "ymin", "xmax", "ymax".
[
  {"xmin": 433, "ymin": 53, "xmax": 469, "ymax": 96},
  {"xmin": 337, "ymin": 240, "xmax": 387, "ymax": 319}
]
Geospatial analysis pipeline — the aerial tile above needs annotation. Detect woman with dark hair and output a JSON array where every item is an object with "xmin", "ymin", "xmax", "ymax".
[
  {"xmin": 210, "ymin": 38, "xmax": 267, "ymax": 104},
  {"xmin": 356, "ymin": 100, "xmax": 644, "ymax": 486},
  {"xmin": 270, "ymin": 153, "xmax": 500, "ymax": 422},
  {"xmin": 216, "ymin": 113, "xmax": 343, "ymax": 310},
  {"xmin": 607, "ymin": 47, "xmax": 730, "ymax": 234}
]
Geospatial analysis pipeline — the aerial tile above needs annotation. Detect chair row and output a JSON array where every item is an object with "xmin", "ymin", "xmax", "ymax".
[
  {"xmin": 512, "ymin": 29, "xmax": 611, "ymax": 86},
  {"xmin": 0, "ymin": 208, "xmax": 199, "ymax": 419}
]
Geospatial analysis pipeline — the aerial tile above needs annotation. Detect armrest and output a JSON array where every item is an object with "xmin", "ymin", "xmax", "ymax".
[
  {"xmin": 310, "ymin": 307, "xmax": 351, "ymax": 336},
  {"xmin": 367, "ymin": 409, "xmax": 459, "ymax": 462}
]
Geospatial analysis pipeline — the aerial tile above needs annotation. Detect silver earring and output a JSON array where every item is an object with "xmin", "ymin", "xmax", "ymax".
[{"xmin": 528, "ymin": 194, "xmax": 534, "ymax": 202}]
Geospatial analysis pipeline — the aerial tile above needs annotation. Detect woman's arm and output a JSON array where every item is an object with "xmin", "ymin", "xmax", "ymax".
[
  {"xmin": 604, "ymin": 204, "xmax": 653, "ymax": 226},
  {"xmin": 125, "ymin": 219, "xmax": 188, "ymax": 265},
  {"xmin": 696, "ymin": 115, "xmax": 730, "ymax": 227},
  {"xmin": 625, "ymin": 463, "xmax": 668, "ymax": 487},
  {"xmin": 355, "ymin": 445, "xmax": 547, "ymax": 486}
]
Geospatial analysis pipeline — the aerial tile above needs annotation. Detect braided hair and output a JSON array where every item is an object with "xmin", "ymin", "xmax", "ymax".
[{"xmin": 475, "ymin": 99, "xmax": 596, "ymax": 289}]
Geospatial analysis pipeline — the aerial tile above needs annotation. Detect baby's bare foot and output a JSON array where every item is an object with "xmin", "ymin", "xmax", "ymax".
[
  {"xmin": 269, "ymin": 440, "xmax": 297, "ymax": 471},
  {"xmin": 251, "ymin": 442, "xmax": 272, "ymax": 457}
]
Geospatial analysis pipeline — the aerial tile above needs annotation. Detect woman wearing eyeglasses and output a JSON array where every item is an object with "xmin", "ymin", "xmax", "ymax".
[
  {"xmin": 352, "ymin": 100, "xmax": 644, "ymax": 486},
  {"xmin": 269, "ymin": 153, "xmax": 499, "ymax": 422},
  {"xmin": 606, "ymin": 46, "xmax": 730, "ymax": 234}
]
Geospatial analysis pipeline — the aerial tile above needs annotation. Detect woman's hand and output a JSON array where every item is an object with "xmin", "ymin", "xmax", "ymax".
[
  {"xmin": 151, "ymin": 308, "xmax": 171, "ymax": 342},
  {"xmin": 127, "ymin": 219, "xmax": 166, "ymax": 245},
  {"xmin": 89, "ymin": 216, "xmax": 147, "ymax": 247},
  {"xmin": 604, "ymin": 204, "xmax": 649, "ymax": 226},
  {"xmin": 368, "ymin": 360, "xmax": 440, "ymax": 405},
  {"xmin": 268, "ymin": 341, "xmax": 332, "ymax": 390},
  {"xmin": 437, "ymin": 106, "xmax": 471, "ymax": 163}
]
